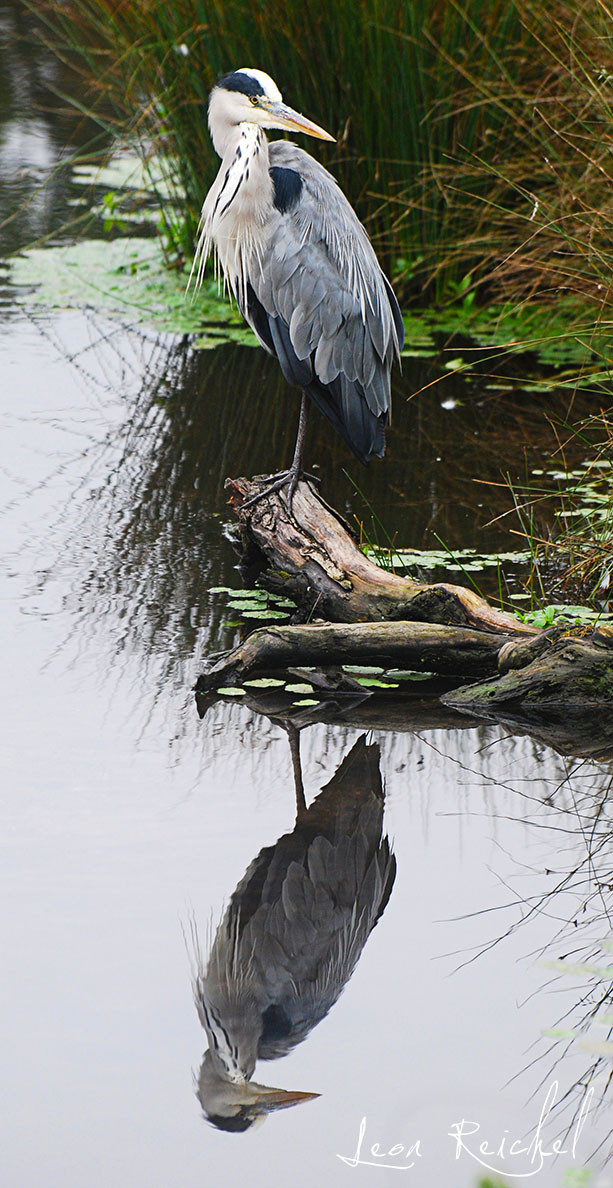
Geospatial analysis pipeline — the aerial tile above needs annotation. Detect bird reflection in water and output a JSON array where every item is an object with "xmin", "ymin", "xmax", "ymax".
[{"xmin": 192, "ymin": 731, "xmax": 396, "ymax": 1131}]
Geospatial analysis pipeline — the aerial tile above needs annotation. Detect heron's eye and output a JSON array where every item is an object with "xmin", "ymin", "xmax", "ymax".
[{"xmin": 249, "ymin": 96, "xmax": 259, "ymax": 106}]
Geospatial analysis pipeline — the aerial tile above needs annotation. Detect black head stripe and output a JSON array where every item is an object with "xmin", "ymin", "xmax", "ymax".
[{"xmin": 217, "ymin": 71, "xmax": 265, "ymax": 98}]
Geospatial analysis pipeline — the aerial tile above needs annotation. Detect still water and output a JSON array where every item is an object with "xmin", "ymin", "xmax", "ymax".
[{"xmin": 2, "ymin": 7, "xmax": 613, "ymax": 1187}]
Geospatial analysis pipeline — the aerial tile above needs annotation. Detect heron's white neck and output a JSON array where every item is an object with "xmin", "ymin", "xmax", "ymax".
[{"xmin": 190, "ymin": 123, "xmax": 273, "ymax": 303}]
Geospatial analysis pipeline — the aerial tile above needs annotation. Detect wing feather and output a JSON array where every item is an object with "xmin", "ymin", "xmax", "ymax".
[{"xmin": 238, "ymin": 140, "xmax": 403, "ymax": 463}]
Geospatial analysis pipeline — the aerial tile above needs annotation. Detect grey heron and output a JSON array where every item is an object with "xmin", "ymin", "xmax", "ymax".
[
  {"xmin": 190, "ymin": 68, "xmax": 404, "ymax": 503},
  {"xmin": 192, "ymin": 733, "xmax": 396, "ymax": 1131}
]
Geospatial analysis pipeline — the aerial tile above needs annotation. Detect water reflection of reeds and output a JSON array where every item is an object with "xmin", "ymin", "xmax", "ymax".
[
  {"xmin": 462, "ymin": 757, "xmax": 613, "ymax": 1160},
  {"xmin": 36, "ymin": 313, "xmax": 602, "ymax": 681},
  {"xmin": 0, "ymin": 2, "xmax": 113, "ymax": 264}
]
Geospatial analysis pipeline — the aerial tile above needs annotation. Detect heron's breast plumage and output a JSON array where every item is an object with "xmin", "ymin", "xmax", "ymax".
[{"xmin": 193, "ymin": 123, "xmax": 273, "ymax": 302}]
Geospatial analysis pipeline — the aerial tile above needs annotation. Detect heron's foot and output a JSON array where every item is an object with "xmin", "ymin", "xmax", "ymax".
[{"xmin": 242, "ymin": 469, "xmax": 320, "ymax": 510}]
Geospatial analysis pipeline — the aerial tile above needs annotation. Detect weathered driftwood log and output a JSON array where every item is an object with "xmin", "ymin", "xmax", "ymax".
[
  {"xmin": 197, "ymin": 620, "xmax": 511, "ymax": 690},
  {"xmin": 196, "ymin": 474, "xmax": 611, "ymax": 740},
  {"xmin": 446, "ymin": 633, "xmax": 613, "ymax": 713},
  {"xmin": 225, "ymin": 475, "xmax": 535, "ymax": 635},
  {"xmin": 443, "ymin": 631, "xmax": 613, "ymax": 759}
]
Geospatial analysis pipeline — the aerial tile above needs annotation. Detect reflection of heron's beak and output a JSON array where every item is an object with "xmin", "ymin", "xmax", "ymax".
[
  {"xmin": 251, "ymin": 1084, "xmax": 320, "ymax": 1113},
  {"xmin": 264, "ymin": 100, "xmax": 335, "ymax": 142}
]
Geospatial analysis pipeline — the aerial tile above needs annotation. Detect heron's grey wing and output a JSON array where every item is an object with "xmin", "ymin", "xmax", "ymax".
[
  {"xmin": 247, "ymin": 804, "xmax": 396, "ymax": 1058},
  {"xmin": 235, "ymin": 737, "xmax": 396, "ymax": 1057},
  {"xmin": 240, "ymin": 142, "xmax": 404, "ymax": 463}
]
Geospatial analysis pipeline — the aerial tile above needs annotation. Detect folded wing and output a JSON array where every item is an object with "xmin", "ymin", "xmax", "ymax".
[{"xmin": 238, "ymin": 141, "xmax": 404, "ymax": 464}]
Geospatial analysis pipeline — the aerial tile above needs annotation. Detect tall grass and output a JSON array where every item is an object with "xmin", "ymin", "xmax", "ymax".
[
  {"xmin": 31, "ymin": 0, "xmax": 613, "ymax": 305},
  {"xmin": 503, "ymin": 408, "xmax": 613, "ymax": 606}
]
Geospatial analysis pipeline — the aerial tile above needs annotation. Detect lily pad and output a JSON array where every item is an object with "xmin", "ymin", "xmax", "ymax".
[
  {"xmin": 241, "ymin": 609, "xmax": 289, "ymax": 619},
  {"xmin": 227, "ymin": 600, "xmax": 271, "ymax": 611},
  {"xmin": 386, "ymin": 670, "xmax": 436, "ymax": 680},
  {"xmin": 343, "ymin": 665, "xmax": 386, "ymax": 675},
  {"xmin": 10, "ymin": 236, "xmax": 253, "ymax": 339},
  {"xmin": 540, "ymin": 959, "xmax": 613, "ymax": 978},
  {"xmin": 355, "ymin": 677, "xmax": 399, "ymax": 688},
  {"xmin": 579, "ymin": 1040, "xmax": 613, "ymax": 1059},
  {"xmin": 292, "ymin": 699, "xmax": 320, "ymax": 706},
  {"xmin": 217, "ymin": 687, "xmax": 246, "ymax": 696},
  {"xmin": 244, "ymin": 678, "xmax": 286, "ymax": 688},
  {"xmin": 285, "ymin": 683, "xmax": 314, "ymax": 694},
  {"xmin": 72, "ymin": 151, "xmax": 184, "ymax": 201}
]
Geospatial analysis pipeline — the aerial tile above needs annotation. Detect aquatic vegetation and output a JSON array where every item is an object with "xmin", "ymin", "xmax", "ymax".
[
  {"xmin": 14, "ymin": 222, "xmax": 613, "ymax": 380},
  {"xmin": 208, "ymin": 584, "xmax": 298, "ymax": 625},
  {"xmin": 500, "ymin": 415, "xmax": 613, "ymax": 606},
  {"xmin": 10, "ymin": 236, "xmax": 253, "ymax": 339},
  {"xmin": 364, "ymin": 544, "xmax": 532, "ymax": 574}
]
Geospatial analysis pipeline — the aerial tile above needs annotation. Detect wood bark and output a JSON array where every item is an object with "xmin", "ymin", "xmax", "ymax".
[
  {"xmin": 225, "ymin": 476, "xmax": 535, "ymax": 634},
  {"xmin": 194, "ymin": 475, "xmax": 613, "ymax": 749},
  {"xmin": 447, "ymin": 633, "xmax": 613, "ymax": 711},
  {"xmin": 443, "ymin": 634, "xmax": 613, "ymax": 759},
  {"xmin": 197, "ymin": 620, "xmax": 510, "ymax": 691}
]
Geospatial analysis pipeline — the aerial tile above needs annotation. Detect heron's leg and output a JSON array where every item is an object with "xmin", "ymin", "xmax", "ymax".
[
  {"xmin": 292, "ymin": 393, "xmax": 308, "ymax": 470},
  {"xmin": 242, "ymin": 392, "xmax": 319, "ymax": 510},
  {"xmin": 284, "ymin": 392, "xmax": 309, "ymax": 505}
]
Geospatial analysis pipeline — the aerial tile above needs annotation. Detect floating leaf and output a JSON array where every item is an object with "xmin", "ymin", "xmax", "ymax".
[
  {"xmin": 223, "ymin": 588, "xmax": 268, "ymax": 599},
  {"xmin": 244, "ymin": 678, "xmax": 286, "ymax": 688},
  {"xmin": 227, "ymin": 599, "xmax": 272, "ymax": 611},
  {"xmin": 285, "ymin": 683, "xmax": 314, "ymax": 694},
  {"xmin": 217, "ymin": 687, "xmax": 246, "ymax": 696},
  {"xmin": 241, "ymin": 609, "xmax": 288, "ymax": 619},
  {"xmin": 10, "ymin": 236, "xmax": 252, "ymax": 338},
  {"xmin": 579, "ymin": 1040, "xmax": 613, "ymax": 1059},
  {"xmin": 386, "ymin": 670, "xmax": 436, "ymax": 681},
  {"xmin": 539, "ymin": 960, "xmax": 613, "ymax": 978},
  {"xmin": 355, "ymin": 677, "xmax": 399, "ymax": 688},
  {"xmin": 343, "ymin": 665, "xmax": 385, "ymax": 674},
  {"xmin": 292, "ymin": 699, "xmax": 319, "ymax": 707}
]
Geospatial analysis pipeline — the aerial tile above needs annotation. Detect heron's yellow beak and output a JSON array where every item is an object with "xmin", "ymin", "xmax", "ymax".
[
  {"xmin": 252, "ymin": 1085, "xmax": 321, "ymax": 1113},
  {"xmin": 263, "ymin": 100, "xmax": 335, "ymax": 142}
]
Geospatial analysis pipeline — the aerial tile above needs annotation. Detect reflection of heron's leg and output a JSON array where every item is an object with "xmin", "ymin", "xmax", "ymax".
[{"xmin": 285, "ymin": 721, "xmax": 307, "ymax": 817}]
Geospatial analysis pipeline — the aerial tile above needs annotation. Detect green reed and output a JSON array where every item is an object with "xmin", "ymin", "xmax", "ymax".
[{"xmin": 31, "ymin": 0, "xmax": 613, "ymax": 311}]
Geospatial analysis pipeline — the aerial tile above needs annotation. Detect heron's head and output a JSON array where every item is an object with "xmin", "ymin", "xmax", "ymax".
[
  {"xmin": 197, "ymin": 1050, "xmax": 319, "ymax": 1132},
  {"xmin": 208, "ymin": 68, "xmax": 334, "ymax": 156}
]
